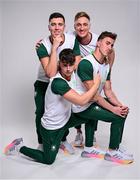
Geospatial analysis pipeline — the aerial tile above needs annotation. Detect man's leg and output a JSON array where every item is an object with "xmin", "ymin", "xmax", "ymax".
[
  {"xmin": 60, "ymin": 129, "xmax": 75, "ymax": 154},
  {"xmin": 34, "ymin": 80, "xmax": 49, "ymax": 146},
  {"xmin": 19, "ymin": 125, "xmax": 66, "ymax": 165},
  {"xmin": 76, "ymin": 103, "xmax": 125, "ymax": 149},
  {"xmin": 84, "ymin": 120, "xmax": 96, "ymax": 147},
  {"xmin": 74, "ymin": 103, "xmax": 133, "ymax": 164},
  {"xmin": 4, "ymin": 125, "xmax": 62, "ymax": 165},
  {"xmin": 74, "ymin": 125, "xmax": 83, "ymax": 147}
]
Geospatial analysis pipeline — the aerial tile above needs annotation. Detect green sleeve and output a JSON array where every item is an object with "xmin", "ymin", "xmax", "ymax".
[
  {"xmin": 73, "ymin": 38, "xmax": 81, "ymax": 56},
  {"xmin": 77, "ymin": 59, "xmax": 94, "ymax": 82},
  {"xmin": 106, "ymin": 69, "xmax": 111, "ymax": 80},
  {"xmin": 51, "ymin": 78, "xmax": 71, "ymax": 96},
  {"xmin": 36, "ymin": 43, "xmax": 49, "ymax": 59}
]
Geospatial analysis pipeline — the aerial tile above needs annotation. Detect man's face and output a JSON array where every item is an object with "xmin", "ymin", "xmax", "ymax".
[
  {"xmin": 74, "ymin": 17, "xmax": 90, "ymax": 38},
  {"xmin": 98, "ymin": 37, "xmax": 115, "ymax": 57},
  {"xmin": 59, "ymin": 62, "xmax": 75, "ymax": 79},
  {"xmin": 48, "ymin": 18, "xmax": 65, "ymax": 38}
]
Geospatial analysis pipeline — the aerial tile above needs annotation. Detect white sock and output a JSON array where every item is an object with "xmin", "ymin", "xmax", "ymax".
[{"xmin": 84, "ymin": 146, "xmax": 94, "ymax": 153}]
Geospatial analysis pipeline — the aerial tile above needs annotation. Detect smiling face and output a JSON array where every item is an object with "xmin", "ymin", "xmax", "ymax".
[
  {"xmin": 48, "ymin": 17, "xmax": 65, "ymax": 38},
  {"xmin": 74, "ymin": 16, "xmax": 90, "ymax": 38}
]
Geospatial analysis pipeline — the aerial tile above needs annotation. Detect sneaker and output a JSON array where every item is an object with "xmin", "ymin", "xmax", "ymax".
[
  {"xmin": 104, "ymin": 149, "xmax": 134, "ymax": 164},
  {"xmin": 74, "ymin": 132, "xmax": 83, "ymax": 147},
  {"xmin": 37, "ymin": 144, "xmax": 43, "ymax": 151},
  {"xmin": 4, "ymin": 138, "xmax": 23, "ymax": 155},
  {"xmin": 81, "ymin": 146, "xmax": 105, "ymax": 159},
  {"xmin": 60, "ymin": 140, "xmax": 75, "ymax": 154},
  {"xmin": 119, "ymin": 145, "xmax": 133, "ymax": 157}
]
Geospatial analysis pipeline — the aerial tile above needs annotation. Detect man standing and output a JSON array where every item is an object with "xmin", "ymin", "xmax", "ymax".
[{"xmin": 35, "ymin": 12, "xmax": 81, "ymax": 153}]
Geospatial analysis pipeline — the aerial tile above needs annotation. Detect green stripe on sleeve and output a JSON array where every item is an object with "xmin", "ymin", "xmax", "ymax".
[
  {"xmin": 77, "ymin": 60, "xmax": 94, "ymax": 82},
  {"xmin": 73, "ymin": 39, "xmax": 80, "ymax": 56},
  {"xmin": 51, "ymin": 78, "xmax": 71, "ymax": 96},
  {"xmin": 36, "ymin": 43, "xmax": 49, "ymax": 60}
]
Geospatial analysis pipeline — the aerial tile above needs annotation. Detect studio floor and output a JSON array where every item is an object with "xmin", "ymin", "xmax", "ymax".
[{"xmin": 1, "ymin": 121, "xmax": 140, "ymax": 180}]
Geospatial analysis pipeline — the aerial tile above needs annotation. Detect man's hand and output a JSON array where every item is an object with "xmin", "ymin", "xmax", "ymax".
[
  {"xmin": 52, "ymin": 35, "xmax": 63, "ymax": 50},
  {"xmin": 35, "ymin": 39, "xmax": 42, "ymax": 49},
  {"xmin": 112, "ymin": 106, "xmax": 129, "ymax": 117},
  {"xmin": 120, "ymin": 105, "xmax": 129, "ymax": 116}
]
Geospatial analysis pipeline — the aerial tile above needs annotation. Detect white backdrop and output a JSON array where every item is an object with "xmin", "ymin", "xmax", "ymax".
[{"xmin": 0, "ymin": 0, "xmax": 140, "ymax": 179}]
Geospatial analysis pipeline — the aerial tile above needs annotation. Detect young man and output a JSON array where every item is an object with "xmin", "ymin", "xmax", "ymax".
[
  {"xmin": 73, "ymin": 12, "xmax": 115, "ymax": 146},
  {"xmin": 72, "ymin": 31, "xmax": 133, "ymax": 164},
  {"xmin": 4, "ymin": 48, "xmax": 101, "ymax": 165},
  {"xmin": 34, "ymin": 12, "xmax": 81, "ymax": 153}
]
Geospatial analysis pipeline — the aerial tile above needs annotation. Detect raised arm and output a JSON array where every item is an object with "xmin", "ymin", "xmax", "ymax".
[{"xmin": 36, "ymin": 36, "xmax": 63, "ymax": 78}]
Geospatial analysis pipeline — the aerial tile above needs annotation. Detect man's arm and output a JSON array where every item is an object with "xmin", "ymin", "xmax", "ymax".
[
  {"xmin": 73, "ymin": 38, "xmax": 81, "ymax": 69},
  {"xmin": 36, "ymin": 36, "xmax": 63, "ymax": 78},
  {"xmin": 64, "ymin": 73, "xmax": 100, "ymax": 105},
  {"xmin": 52, "ymin": 74, "xmax": 100, "ymax": 106},
  {"xmin": 83, "ymin": 80, "xmax": 116, "ymax": 111},
  {"xmin": 74, "ymin": 55, "xmax": 81, "ymax": 70},
  {"xmin": 104, "ymin": 80, "xmax": 122, "ymax": 106},
  {"xmin": 103, "ymin": 80, "xmax": 129, "ymax": 115},
  {"xmin": 83, "ymin": 80, "xmax": 128, "ymax": 117},
  {"xmin": 40, "ymin": 45, "xmax": 58, "ymax": 78}
]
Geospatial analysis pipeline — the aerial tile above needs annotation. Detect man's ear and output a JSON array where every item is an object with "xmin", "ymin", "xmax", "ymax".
[
  {"xmin": 74, "ymin": 23, "xmax": 76, "ymax": 30},
  {"xmin": 96, "ymin": 40, "xmax": 100, "ymax": 48}
]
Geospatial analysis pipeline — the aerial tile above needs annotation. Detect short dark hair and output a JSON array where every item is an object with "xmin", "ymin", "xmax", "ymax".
[
  {"xmin": 59, "ymin": 49, "xmax": 75, "ymax": 65},
  {"xmin": 49, "ymin": 12, "xmax": 65, "ymax": 23},
  {"xmin": 74, "ymin": 11, "xmax": 90, "ymax": 21},
  {"xmin": 98, "ymin": 31, "xmax": 117, "ymax": 41}
]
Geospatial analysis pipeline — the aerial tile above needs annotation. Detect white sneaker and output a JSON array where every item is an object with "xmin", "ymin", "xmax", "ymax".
[
  {"xmin": 81, "ymin": 146, "xmax": 105, "ymax": 159},
  {"xmin": 104, "ymin": 149, "xmax": 134, "ymax": 164},
  {"xmin": 60, "ymin": 140, "xmax": 75, "ymax": 154},
  {"xmin": 74, "ymin": 132, "xmax": 83, "ymax": 147},
  {"xmin": 119, "ymin": 145, "xmax": 133, "ymax": 157},
  {"xmin": 4, "ymin": 138, "xmax": 23, "ymax": 155},
  {"xmin": 37, "ymin": 144, "xmax": 43, "ymax": 151}
]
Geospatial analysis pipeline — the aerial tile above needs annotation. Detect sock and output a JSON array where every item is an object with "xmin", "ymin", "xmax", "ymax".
[{"xmin": 84, "ymin": 146, "xmax": 94, "ymax": 153}]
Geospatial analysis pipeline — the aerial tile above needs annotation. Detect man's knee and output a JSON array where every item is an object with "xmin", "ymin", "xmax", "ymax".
[
  {"xmin": 116, "ymin": 115, "xmax": 126, "ymax": 124},
  {"xmin": 43, "ymin": 152, "xmax": 57, "ymax": 165},
  {"xmin": 43, "ymin": 144, "xmax": 59, "ymax": 165}
]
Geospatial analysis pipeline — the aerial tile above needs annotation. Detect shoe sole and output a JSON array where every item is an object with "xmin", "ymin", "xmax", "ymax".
[
  {"xmin": 73, "ymin": 143, "xmax": 84, "ymax": 148},
  {"xmin": 4, "ymin": 142, "xmax": 15, "ymax": 155},
  {"xmin": 104, "ymin": 155, "xmax": 134, "ymax": 164},
  {"xmin": 81, "ymin": 152, "xmax": 104, "ymax": 159}
]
